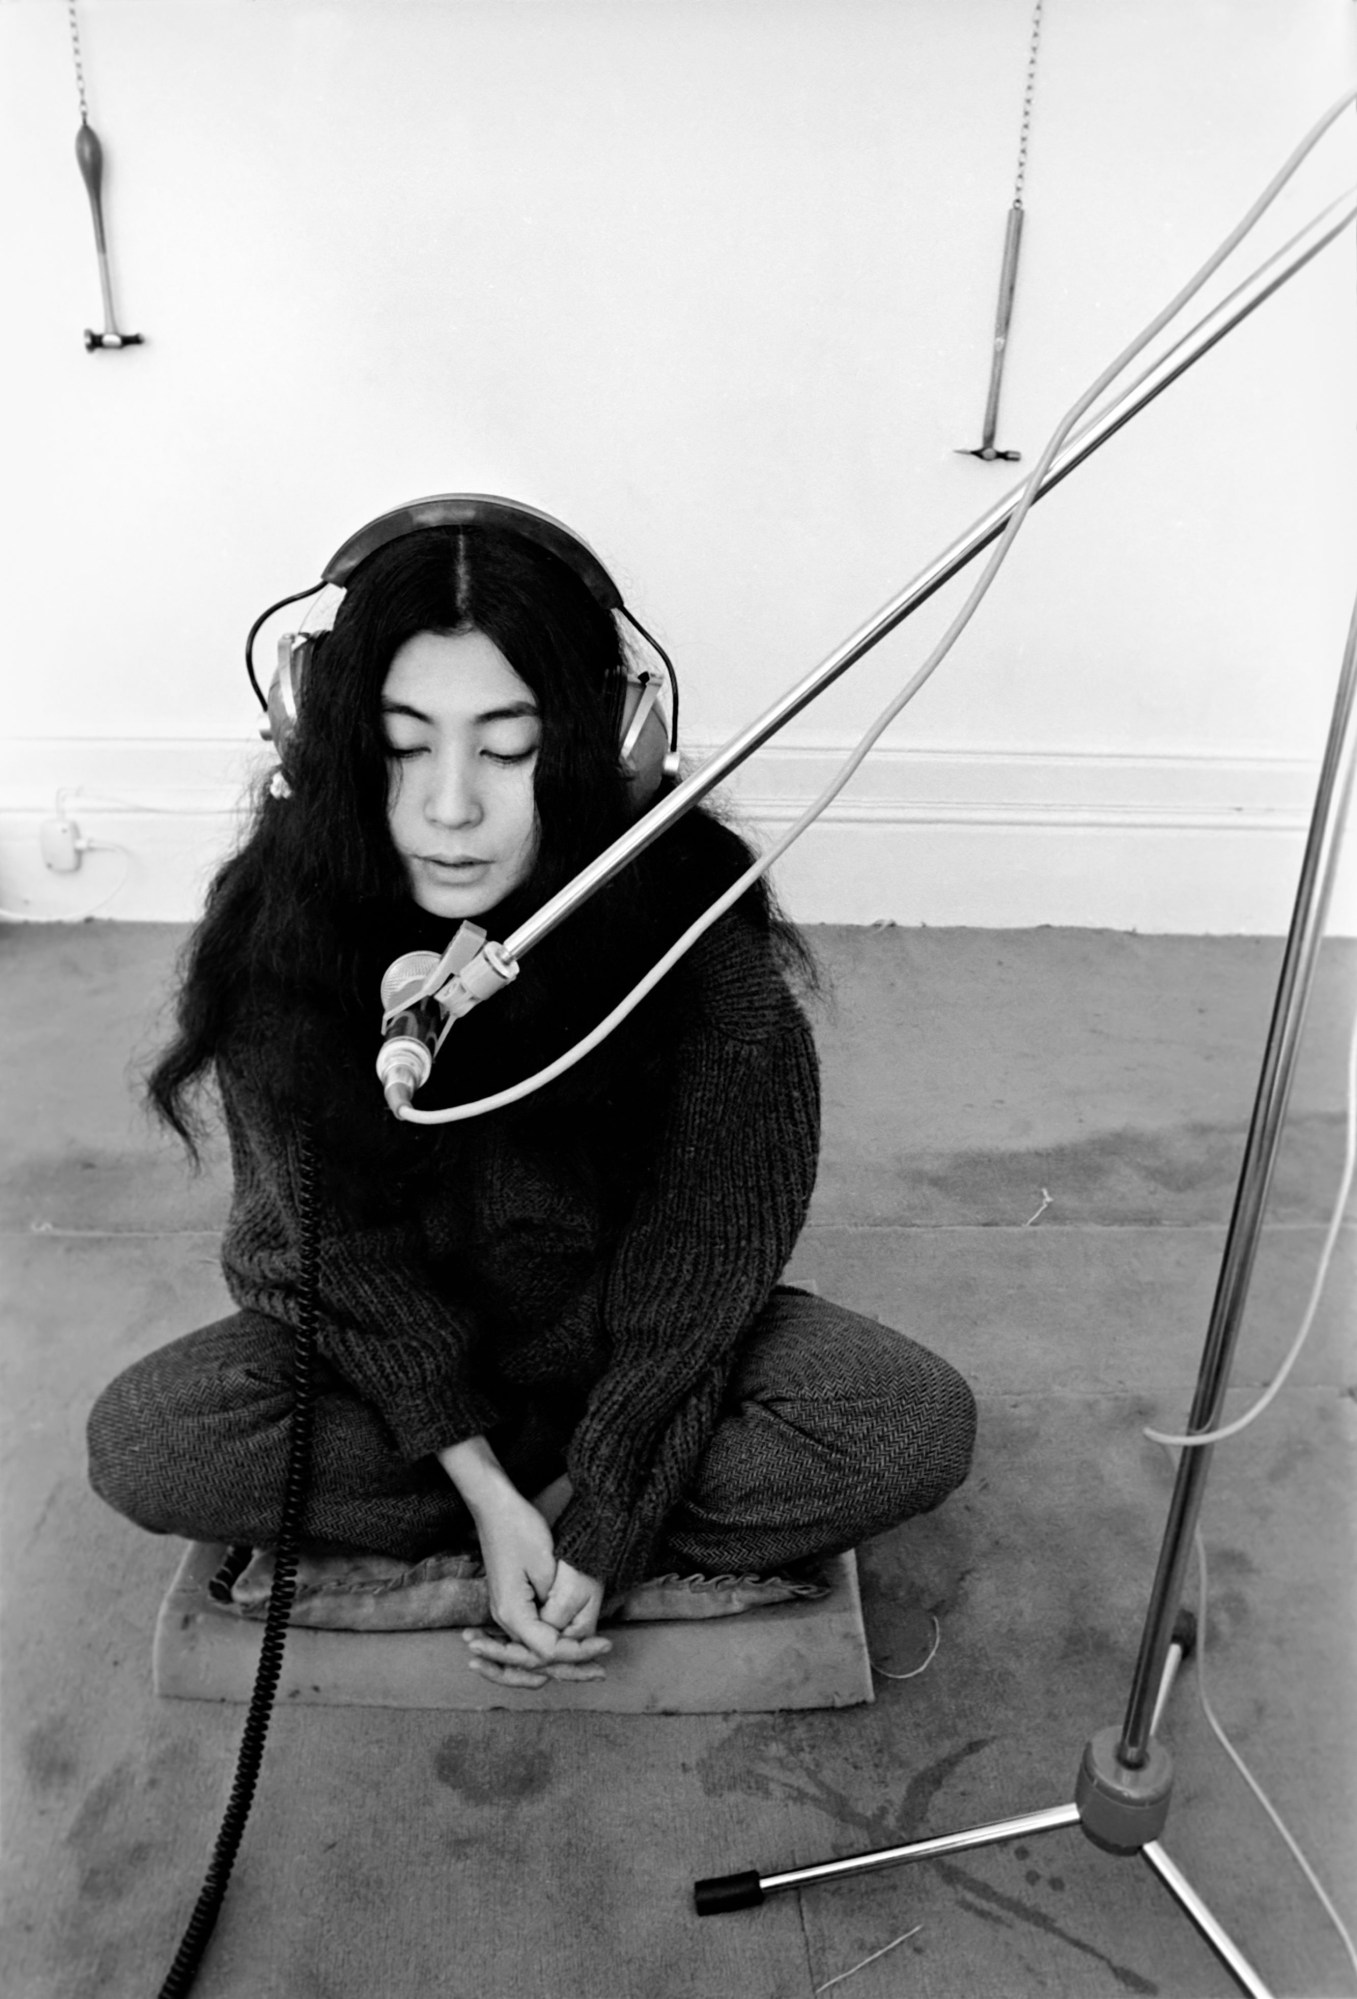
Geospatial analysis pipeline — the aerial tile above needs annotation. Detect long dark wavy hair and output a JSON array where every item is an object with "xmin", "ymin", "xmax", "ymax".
[{"xmin": 147, "ymin": 522, "xmax": 812, "ymax": 1213}]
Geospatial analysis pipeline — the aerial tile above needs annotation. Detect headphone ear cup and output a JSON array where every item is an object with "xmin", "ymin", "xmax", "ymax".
[
  {"xmin": 265, "ymin": 634, "xmax": 312, "ymax": 759},
  {"xmin": 618, "ymin": 675, "xmax": 670, "ymax": 811}
]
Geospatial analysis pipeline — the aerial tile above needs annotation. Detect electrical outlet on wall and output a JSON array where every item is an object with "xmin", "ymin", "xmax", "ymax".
[{"xmin": 40, "ymin": 818, "xmax": 82, "ymax": 872}]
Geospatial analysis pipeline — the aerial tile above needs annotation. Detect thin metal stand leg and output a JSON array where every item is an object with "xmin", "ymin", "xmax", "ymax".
[
  {"xmin": 1143, "ymin": 1844, "xmax": 1274, "ymax": 1999},
  {"xmin": 693, "ymin": 1806, "xmax": 1080, "ymax": 1913}
]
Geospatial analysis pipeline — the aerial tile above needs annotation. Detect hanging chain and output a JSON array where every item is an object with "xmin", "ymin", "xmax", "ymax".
[
  {"xmin": 67, "ymin": 0, "xmax": 89, "ymax": 125},
  {"xmin": 1012, "ymin": 0, "xmax": 1045, "ymax": 208}
]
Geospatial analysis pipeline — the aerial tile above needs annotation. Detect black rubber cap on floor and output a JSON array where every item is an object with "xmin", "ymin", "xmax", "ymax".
[{"xmin": 692, "ymin": 1870, "xmax": 765, "ymax": 1915}]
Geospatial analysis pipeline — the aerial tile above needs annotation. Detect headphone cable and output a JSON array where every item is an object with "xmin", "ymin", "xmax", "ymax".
[
  {"xmin": 155, "ymin": 1122, "xmax": 321, "ymax": 1998},
  {"xmin": 244, "ymin": 583, "xmax": 325, "ymax": 711},
  {"xmin": 617, "ymin": 607, "xmax": 680, "ymax": 752}
]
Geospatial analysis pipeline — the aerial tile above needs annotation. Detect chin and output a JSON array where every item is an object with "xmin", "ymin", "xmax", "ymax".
[{"xmin": 409, "ymin": 884, "xmax": 500, "ymax": 921}]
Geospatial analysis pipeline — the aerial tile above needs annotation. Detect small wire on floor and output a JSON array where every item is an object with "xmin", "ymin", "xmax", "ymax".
[
  {"xmin": 1024, "ymin": 1187, "xmax": 1053, "ymax": 1226},
  {"xmin": 814, "ymin": 1924, "xmax": 923, "ymax": 1993},
  {"xmin": 871, "ymin": 1612, "xmax": 941, "ymax": 1681}
]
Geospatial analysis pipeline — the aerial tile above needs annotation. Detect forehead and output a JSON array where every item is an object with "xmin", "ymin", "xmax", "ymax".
[{"xmin": 382, "ymin": 629, "xmax": 536, "ymax": 718}]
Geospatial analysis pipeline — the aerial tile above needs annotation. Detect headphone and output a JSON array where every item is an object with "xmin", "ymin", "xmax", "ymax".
[{"xmin": 245, "ymin": 494, "xmax": 681, "ymax": 809}]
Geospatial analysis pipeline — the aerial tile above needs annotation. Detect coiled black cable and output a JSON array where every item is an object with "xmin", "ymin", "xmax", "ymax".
[{"xmin": 156, "ymin": 1123, "xmax": 321, "ymax": 1999}]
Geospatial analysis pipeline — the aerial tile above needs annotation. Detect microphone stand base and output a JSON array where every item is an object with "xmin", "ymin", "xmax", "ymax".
[
  {"xmin": 695, "ymin": 1797, "xmax": 1273, "ymax": 1998},
  {"xmin": 1074, "ymin": 1725, "xmax": 1173, "ymax": 1853}
]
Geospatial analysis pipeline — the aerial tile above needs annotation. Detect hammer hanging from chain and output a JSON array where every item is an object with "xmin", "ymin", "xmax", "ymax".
[
  {"xmin": 957, "ymin": 0, "xmax": 1044, "ymax": 462},
  {"xmin": 68, "ymin": 0, "xmax": 143, "ymax": 352}
]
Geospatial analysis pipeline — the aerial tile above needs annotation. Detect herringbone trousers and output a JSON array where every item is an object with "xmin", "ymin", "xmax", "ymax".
[{"xmin": 88, "ymin": 1287, "xmax": 976, "ymax": 1577}]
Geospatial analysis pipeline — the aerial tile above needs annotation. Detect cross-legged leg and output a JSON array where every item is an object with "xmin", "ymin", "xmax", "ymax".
[
  {"xmin": 87, "ymin": 1311, "xmax": 473, "ymax": 1559},
  {"xmin": 653, "ymin": 1288, "xmax": 976, "ymax": 1578}
]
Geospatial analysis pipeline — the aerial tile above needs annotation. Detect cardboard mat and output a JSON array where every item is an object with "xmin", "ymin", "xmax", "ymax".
[{"xmin": 153, "ymin": 1542, "xmax": 874, "ymax": 1714}]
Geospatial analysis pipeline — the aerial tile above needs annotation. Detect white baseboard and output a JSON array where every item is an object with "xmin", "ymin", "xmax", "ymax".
[
  {"xmin": 714, "ymin": 742, "xmax": 1357, "ymax": 935},
  {"xmin": 1, "ymin": 736, "xmax": 1351, "ymax": 934}
]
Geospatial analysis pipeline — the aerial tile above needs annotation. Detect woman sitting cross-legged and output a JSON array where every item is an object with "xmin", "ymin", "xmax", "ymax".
[{"xmin": 88, "ymin": 511, "xmax": 977, "ymax": 1688}]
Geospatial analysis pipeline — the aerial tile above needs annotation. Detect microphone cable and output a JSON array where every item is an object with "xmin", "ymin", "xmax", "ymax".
[{"xmin": 396, "ymin": 84, "xmax": 1357, "ymax": 1130}]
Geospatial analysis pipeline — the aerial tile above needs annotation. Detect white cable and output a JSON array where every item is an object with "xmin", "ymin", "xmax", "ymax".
[
  {"xmin": 3, "ymin": 779, "xmax": 169, "ymax": 920},
  {"xmin": 1146, "ymin": 1006, "xmax": 1357, "ymax": 1448},
  {"xmin": 56, "ymin": 783, "xmax": 210, "ymax": 816},
  {"xmin": 1078, "ymin": 183, "xmax": 1357, "ymax": 444},
  {"xmin": 77, "ymin": 844, "xmax": 132, "ymax": 915},
  {"xmin": 0, "ymin": 844, "xmax": 132, "ymax": 923},
  {"xmin": 401, "ymin": 85, "xmax": 1357, "ymax": 1127},
  {"xmin": 1190, "ymin": 1525, "xmax": 1357, "ymax": 1982}
]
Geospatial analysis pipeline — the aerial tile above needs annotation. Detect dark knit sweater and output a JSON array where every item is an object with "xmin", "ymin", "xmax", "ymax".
[{"xmin": 217, "ymin": 912, "xmax": 820, "ymax": 1592}]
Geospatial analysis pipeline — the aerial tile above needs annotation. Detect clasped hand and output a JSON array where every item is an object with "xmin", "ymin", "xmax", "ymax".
[{"xmin": 463, "ymin": 1483, "xmax": 609, "ymax": 1689}]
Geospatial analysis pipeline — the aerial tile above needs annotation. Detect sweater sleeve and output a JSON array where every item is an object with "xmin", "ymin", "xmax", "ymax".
[
  {"xmin": 550, "ymin": 988, "xmax": 820, "ymax": 1592},
  {"xmin": 217, "ymin": 1056, "xmax": 500, "ymax": 1462}
]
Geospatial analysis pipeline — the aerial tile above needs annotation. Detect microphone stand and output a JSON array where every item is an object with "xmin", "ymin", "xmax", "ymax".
[{"xmin": 473, "ymin": 194, "xmax": 1357, "ymax": 1999}]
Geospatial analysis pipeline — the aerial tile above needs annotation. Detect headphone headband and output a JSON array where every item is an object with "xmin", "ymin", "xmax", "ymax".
[
  {"xmin": 248, "ymin": 491, "xmax": 680, "ymax": 809},
  {"xmin": 321, "ymin": 493, "xmax": 625, "ymax": 610}
]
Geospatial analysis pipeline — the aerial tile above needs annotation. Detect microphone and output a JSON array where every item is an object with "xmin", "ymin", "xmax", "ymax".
[
  {"xmin": 375, "ymin": 922, "xmax": 510, "ymax": 1116},
  {"xmin": 376, "ymin": 952, "xmax": 444, "ymax": 1114}
]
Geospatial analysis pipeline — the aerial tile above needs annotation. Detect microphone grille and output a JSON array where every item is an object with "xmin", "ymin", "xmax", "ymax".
[{"xmin": 381, "ymin": 950, "xmax": 441, "ymax": 1011}]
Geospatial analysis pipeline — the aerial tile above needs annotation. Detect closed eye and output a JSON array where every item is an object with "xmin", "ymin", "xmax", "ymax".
[{"xmin": 383, "ymin": 736, "xmax": 538, "ymax": 764}]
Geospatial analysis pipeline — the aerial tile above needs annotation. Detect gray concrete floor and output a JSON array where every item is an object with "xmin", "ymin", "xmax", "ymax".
[{"xmin": 1, "ymin": 922, "xmax": 1354, "ymax": 1999}]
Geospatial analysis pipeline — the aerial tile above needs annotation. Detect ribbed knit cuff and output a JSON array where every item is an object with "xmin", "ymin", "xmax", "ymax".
[
  {"xmin": 551, "ymin": 1492, "xmax": 655, "ymax": 1595},
  {"xmin": 313, "ymin": 1312, "xmax": 501, "ymax": 1465},
  {"xmin": 378, "ymin": 1384, "xmax": 503, "ymax": 1466}
]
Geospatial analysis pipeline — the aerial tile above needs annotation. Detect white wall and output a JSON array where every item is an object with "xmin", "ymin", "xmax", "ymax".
[{"xmin": 1, "ymin": 0, "xmax": 1355, "ymax": 930}]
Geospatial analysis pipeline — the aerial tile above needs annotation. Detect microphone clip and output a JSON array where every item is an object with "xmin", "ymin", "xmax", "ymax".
[{"xmin": 430, "ymin": 939, "xmax": 519, "ymax": 1033}]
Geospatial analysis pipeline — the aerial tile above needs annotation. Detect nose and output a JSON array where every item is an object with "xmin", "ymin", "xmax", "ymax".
[{"xmin": 423, "ymin": 749, "xmax": 483, "ymax": 830}]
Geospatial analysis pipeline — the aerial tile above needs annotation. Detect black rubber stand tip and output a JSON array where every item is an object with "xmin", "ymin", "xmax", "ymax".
[{"xmin": 693, "ymin": 1870, "xmax": 765, "ymax": 1915}]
